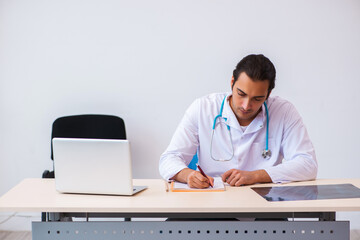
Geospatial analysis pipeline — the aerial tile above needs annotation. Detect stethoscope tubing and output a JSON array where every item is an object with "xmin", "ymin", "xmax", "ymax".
[
  {"xmin": 264, "ymin": 101, "xmax": 269, "ymax": 151},
  {"xmin": 210, "ymin": 96, "xmax": 271, "ymax": 161}
]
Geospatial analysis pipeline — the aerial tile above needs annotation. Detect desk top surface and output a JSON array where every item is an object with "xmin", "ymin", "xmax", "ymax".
[{"xmin": 0, "ymin": 178, "xmax": 360, "ymax": 213}]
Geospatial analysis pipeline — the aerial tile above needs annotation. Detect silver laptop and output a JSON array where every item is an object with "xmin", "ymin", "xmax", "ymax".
[{"xmin": 52, "ymin": 138, "xmax": 147, "ymax": 195}]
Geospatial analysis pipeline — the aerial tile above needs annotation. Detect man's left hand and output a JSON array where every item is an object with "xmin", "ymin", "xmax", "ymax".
[{"xmin": 221, "ymin": 169, "xmax": 272, "ymax": 186}]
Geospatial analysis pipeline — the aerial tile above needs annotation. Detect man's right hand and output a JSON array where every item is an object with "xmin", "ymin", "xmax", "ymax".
[{"xmin": 172, "ymin": 168, "xmax": 214, "ymax": 189}]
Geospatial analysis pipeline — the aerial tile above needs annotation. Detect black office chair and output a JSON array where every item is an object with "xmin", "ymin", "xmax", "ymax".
[
  {"xmin": 41, "ymin": 114, "xmax": 127, "ymax": 220},
  {"xmin": 42, "ymin": 114, "xmax": 126, "ymax": 179}
]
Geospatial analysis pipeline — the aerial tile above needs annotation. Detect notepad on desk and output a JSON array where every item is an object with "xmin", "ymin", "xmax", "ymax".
[{"xmin": 170, "ymin": 177, "xmax": 225, "ymax": 192}]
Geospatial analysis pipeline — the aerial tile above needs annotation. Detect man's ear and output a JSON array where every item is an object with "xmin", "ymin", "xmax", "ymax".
[{"xmin": 231, "ymin": 76, "xmax": 234, "ymax": 90}]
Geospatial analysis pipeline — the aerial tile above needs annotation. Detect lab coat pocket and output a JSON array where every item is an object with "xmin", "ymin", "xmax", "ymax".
[
  {"xmin": 210, "ymin": 122, "xmax": 233, "ymax": 161},
  {"xmin": 248, "ymin": 139, "xmax": 276, "ymax": 169}
]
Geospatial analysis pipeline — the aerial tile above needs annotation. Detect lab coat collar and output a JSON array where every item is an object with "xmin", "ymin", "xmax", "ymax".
[{"xmin": 221, "ymin": 93, "xmax": 266, "ymax": 134}]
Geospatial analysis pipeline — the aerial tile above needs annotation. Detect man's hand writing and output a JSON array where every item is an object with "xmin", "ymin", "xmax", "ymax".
[
  {"xmin": 187, "ymin": 170, "xmax": 214, "ymax": 189},
  {"xmin": 172, "ymin": 168, "xmax": 214, "ymax": 189}
]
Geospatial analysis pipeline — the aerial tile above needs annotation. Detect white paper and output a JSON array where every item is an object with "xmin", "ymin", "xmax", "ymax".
[{"xmin": 173, "ymin": 177, "xmax": 225, "ymax": 190}]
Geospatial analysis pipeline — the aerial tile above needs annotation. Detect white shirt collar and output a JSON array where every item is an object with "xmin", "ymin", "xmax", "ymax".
[{"xmin": 222, "ymin": 93, "xmax": 266, "ymax": 133}]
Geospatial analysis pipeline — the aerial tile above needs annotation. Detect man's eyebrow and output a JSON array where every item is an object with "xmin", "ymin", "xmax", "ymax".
[
  {"xmin": 237, "ymin": 88, "xmax": 247, "ymax": 95},
  {"xmin": 237, "ymin": 88, "xmax": 266, "ymax": 98}
]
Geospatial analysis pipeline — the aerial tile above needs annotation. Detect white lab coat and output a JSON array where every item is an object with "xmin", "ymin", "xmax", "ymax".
[{"xmin": 159, "ymin": 93, "xmax": 317, "ymax": 183}]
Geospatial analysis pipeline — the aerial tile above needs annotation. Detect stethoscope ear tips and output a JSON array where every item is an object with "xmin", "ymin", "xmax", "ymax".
[{"xmin": 262, "ymin": 149, "xmax": 272, "ymax": 159}]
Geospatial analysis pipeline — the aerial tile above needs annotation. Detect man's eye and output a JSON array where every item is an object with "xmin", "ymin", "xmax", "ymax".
[
  {"xmin": 254, "ymin": 98, "xmax": 262, "ymax": 102},
  {"xmin": 238, "ymin": 92, "xmax": 245, "ymax": 97}
]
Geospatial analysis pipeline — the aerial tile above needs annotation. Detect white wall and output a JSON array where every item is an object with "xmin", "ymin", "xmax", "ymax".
[{"xmin": 0, "ymin": 0, "xmax": 359, "ymax": 228}]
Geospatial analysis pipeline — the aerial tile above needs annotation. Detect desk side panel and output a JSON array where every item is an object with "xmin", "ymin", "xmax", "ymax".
[{"xmin": 32, "ymin": 221, "xmax": 349, "ymax": 240}]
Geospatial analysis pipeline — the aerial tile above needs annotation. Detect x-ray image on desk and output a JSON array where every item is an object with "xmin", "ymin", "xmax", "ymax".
[{"xmin": 252, "ymin": 184, "xmax": 360, "ymax": 202}]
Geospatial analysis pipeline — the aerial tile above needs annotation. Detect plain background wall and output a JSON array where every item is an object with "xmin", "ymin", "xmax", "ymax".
[{"xmin": 0, "ymin": 0, "xmax": 359, "ymax": 231}]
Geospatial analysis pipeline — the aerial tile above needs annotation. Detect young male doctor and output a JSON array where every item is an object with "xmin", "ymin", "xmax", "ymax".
[{"xmin": 159, "ymin": 54, "xmax": 317, "ymax": 189}]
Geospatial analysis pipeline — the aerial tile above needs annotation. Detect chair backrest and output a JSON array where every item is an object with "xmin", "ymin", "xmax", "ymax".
[{"xmin": 50, "ymin": 114, "xmax": 126, "ymax": 160}]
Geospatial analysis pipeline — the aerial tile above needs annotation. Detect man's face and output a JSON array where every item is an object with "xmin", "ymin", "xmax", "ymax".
[{"xmin": 230, "ymin": 72, "xmax": 270, "ymax": 126}]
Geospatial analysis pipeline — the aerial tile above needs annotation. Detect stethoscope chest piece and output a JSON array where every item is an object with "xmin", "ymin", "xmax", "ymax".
[{"xmin": 262, "ymin": 149, "xmax": 272, "ymax": 159}]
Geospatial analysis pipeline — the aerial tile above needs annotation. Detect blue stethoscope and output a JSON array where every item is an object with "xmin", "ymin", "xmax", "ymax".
[{"xmin": 210, "ymin": 96, "xmax": 272, "ymax": 161}]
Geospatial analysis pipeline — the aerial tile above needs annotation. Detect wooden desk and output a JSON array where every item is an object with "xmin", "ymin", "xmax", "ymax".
[{"xmin": 1, "ymin": 178, "xmax": 359, "ymax": 240}]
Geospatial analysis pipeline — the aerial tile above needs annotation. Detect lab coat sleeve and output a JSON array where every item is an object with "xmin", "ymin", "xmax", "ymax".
[
  {"xmin": 159, "ymin": 99, "xmax": 200, "ymax": 180},
  {"xmin": 264, "ymin": 103, "xmax": 318, "ymax": 183}
]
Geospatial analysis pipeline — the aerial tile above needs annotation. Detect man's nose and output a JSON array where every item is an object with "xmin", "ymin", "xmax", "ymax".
[{"xmin": 242, "ymin": 98, "xmax": 251, "ymax": 110}]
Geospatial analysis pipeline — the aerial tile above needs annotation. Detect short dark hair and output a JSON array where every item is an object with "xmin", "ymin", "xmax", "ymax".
[{"xmin": 232, "ymin": 54, "xmax": 276, "ymax": 93}]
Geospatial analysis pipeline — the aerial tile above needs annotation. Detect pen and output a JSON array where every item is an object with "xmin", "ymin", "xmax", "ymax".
[
  {"xmin": 164, "ymin": 180, "xmax": 172, "ymax": 192},
  {"xmin": 197, "ymin": 164, "xmax": 213, "ymax": 188},
  {"xmin": 164, "ymin": 180, "xmax": 169, "ymax": 192}
]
